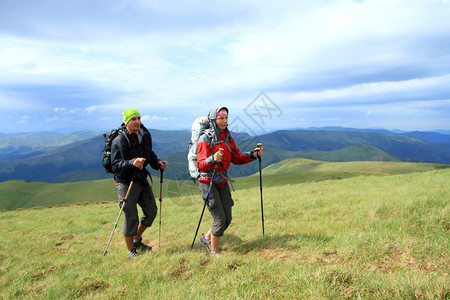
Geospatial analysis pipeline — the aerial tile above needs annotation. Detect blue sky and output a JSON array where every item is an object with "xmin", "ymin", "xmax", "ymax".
[{"xmin": 1, "ymin": 0, "xmax": 450, "ymax": 134}]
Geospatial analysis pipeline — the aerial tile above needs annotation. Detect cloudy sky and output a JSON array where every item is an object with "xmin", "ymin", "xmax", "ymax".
[{"xmin": 1, "ymin": 0, "xmax": 450, "ymax": 134}]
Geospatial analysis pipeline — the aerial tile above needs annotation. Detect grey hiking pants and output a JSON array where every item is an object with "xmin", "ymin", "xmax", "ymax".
[
  {"xmin": 199, "ymin": 182, "xmax": 234, "ymax": 237},
  {"xmin": 116, "ymin": 180, "xmax": 157, "ymax": 237}
]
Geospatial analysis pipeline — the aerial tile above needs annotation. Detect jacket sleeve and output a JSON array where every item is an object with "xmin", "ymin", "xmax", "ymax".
[
  {"xmin": 229, "ymin": 135, "xmax": 255, "ymax": 165},
  {"xmin": 197, "ymin": 136, "xmax": 215, "ymax": 172},
  {"xmin": 144, "ymin": 131, "xmax": 161, "ymax": 170},
  {"xmin": 111, "ymin": 136, "xmax": 135, "ymax": 177}
]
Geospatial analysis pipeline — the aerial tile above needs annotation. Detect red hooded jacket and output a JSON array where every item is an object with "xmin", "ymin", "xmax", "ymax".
[{"xmin": 197, "ymin": 107, "xmax": 255, "ymax": 187}]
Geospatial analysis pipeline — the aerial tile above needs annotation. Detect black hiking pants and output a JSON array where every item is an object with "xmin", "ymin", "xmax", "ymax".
[{"xmin": 116, "ymin": 180, "xmax": 157, "ymax": 237}]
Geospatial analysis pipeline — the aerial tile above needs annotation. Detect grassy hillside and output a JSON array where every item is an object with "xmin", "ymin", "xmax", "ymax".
[
  {"xmin": 0, "ymin": 179, "xmax": 118, "ymax": 211},
  {"xmin": 296, "ymin": 143, "xmax": 404, "ymax": 162},
  {"xmin": 233, "ymin": 159, "xmax": 450, "ymax": 190},
  {"xmin": 0, "ymin": 169, "xmax": 448, "ymax": 299},
  {"xmin": 169, "ymin": 144, "xmax": 414, "ymax": 181},
  {"xmin": 1, "ymin": 159, "xmax": 449, "ymax": 211},
  {"xmin": 2, "ymin": 128, "xmax": 450, "ymax": 183},
  {"xmin": 260, "ymin": 158, "xmax": 450, "ymax": 176}
]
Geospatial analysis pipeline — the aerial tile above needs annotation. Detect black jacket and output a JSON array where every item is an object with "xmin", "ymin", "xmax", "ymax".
[{"xmin": 111, "ymin": 123, "xmax": 161, "ymax": 184}]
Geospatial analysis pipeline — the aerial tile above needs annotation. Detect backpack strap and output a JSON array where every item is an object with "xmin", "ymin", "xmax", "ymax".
[
  {"xmin": 118, "ymin": 129, "xmax": 131, "ymax": 149},
  {"xmin": 122, "ymin": 128, "xmax": 154, "ymax": 184},
  {"xmin": 199, "ymin": 130, "xmax": 236, "ymax": 191}
]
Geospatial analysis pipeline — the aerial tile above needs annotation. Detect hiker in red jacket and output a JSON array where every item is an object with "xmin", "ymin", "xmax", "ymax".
[{"xmin": 197, "ymin": 107, "xmax": 263, "ymax": 256}]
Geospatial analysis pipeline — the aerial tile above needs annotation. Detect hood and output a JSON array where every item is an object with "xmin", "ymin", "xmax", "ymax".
[{"xmin": 208, "ymin": 107, "xmax": 228, "ymax": 144}]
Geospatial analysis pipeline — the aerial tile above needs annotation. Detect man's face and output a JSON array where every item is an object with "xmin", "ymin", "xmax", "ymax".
[{"xmin": 126, "ymin": 116, "xmax": 141, "ymax": 134}]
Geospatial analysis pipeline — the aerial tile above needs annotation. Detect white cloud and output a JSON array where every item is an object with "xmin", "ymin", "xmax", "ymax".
[
  {"xmin": 321, "ymin": 117, "xmax": 340, "ymax": 122},
  {"xmin": 54, "ymin": 107, "xmax": 79, "ymax": 114},
  {"xmin": 141, "ymin": 115, "xmax": 175, "ymax": 122},
  {"xmin": 86, "ymin": 106, "xmax": 100, "ymax": 114},
  {"xmin": 16, "ymin": 116, "xmax": 31, "ymax": 125},
  {"xmin": 0, "ymin": 0, "xmax": 450, "ymax": 132},
  {"xmin": 45, "ymin": 117, "xmax": 60, "ymax": 123},
  {"xmin": 291, "ymin": 117, "xmax": 304, "ymax": 121},
  {"xmin": 275, "ymin": 74, "xmax": 450, "ymax": 109}
]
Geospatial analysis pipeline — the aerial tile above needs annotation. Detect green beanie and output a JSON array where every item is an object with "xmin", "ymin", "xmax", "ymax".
[{"xmin": 122, "ymin": 108, "xmax": 140, "ymax": 124}]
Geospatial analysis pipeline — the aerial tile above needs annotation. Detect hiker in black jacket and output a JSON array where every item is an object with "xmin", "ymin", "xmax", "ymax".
[{"xmin": 111, "ymin": 108, "xmax": 168, "ymax": 258}]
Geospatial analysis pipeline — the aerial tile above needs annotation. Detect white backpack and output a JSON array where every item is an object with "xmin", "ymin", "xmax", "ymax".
[{"xmin": 187, "ymin": 116, "xmax": 210, "ymax": 181}]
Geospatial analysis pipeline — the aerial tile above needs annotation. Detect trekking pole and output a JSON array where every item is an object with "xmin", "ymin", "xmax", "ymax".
[
  {"xmin": 257, "ymin": 143, "xmax": 265, "ymax": 236},
  {"xmin": 103, "ymin": 169, "xmax": 138, "ymax": 255},
  {"xmin": 158, "ymin": 167, "xmax": 164, "ymax": 247},
  {"xmin": 190, "ymin": 165, "xmax": 216, "ymax": 250},
  {"xmin": 190, "ymin": 149, "xmax": 222, "ymax": 250}
]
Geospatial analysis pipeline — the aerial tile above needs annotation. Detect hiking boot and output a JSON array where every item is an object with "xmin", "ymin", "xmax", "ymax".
[
  {"xmin": 199, "ymin": 235, "xmax": 211, "ymax": 252},
  {"xmin": 133, "ymin": 237, "xmax": 152, "ymax": 252},
  {"xmin": 128, "ymin": 248, "xmax": 140, "ymax": 259},
  {"xmin": 209, "ymin": 250, "xmax": 220, "ymax": 258}
]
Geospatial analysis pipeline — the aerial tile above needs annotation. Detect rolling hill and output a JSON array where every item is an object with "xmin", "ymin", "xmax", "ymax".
[
  {"xmin": 1, "ymin": 158, "xmax": 448, "ymax": 211},
  {"xmin": 0, "ymin": 130, "xmax": 99, "ymax": 162},
  {"xmin": 0, "ymin": 168, "xmax": 448, "ymax": 298},
  {"xmin": 0, "ymin": 128, "xmax": 449, "ymax": 183}
]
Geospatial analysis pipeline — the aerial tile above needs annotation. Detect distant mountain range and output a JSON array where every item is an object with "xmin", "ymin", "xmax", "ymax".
[
  {"xmin": 0, "ymin": 127, "xmax": 449, "ymax": 183},
  {"xmin": 297, "ymin": 126, "xmax": 450, "ymax": 144}
]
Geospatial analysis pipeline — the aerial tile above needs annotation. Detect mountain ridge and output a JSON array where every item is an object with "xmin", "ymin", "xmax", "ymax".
[{"xmin": 0, "ymin": 127, "xmax": 449, "ymax": 183}]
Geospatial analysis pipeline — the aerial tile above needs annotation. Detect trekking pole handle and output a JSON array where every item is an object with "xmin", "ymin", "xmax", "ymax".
[
  {"xmin": 159, "ymin": 167, "xmax": 164, "ymax": 202},
  {"xmin": 257, "ymin": 143, "xmax": 262, "ymax": 152},
  {"xmin": 256, "ymin": 143, "xmax": 262, "ymax": 160},
  {"xmin": 160, "ymin": 164, "xmax": 165, "ymax": 183},
  {"xmin": 136, "ymin": 157, "xmax": 146, "ymax": 170},
  {"xmin": 213, "ymin": 148, "xmax": 224, "ymax": 164}
]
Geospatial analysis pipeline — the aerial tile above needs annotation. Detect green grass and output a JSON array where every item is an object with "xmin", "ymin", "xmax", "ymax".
[
  {"xmin": 261, "ymin": 158, "xmax": 449, "ymax": 175},
  {"xmin": 1, "ymin": 159, "xmax": 448, "ymax": 211},
  {"xmin": 0, "ymin": 179, "xmax": 119, "ymax": 211},
  {"xmin": 1, "ymin": 168, "xmax": 448, "ymax": 299}
]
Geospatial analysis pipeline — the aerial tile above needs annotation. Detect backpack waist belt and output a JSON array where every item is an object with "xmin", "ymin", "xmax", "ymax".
[{"xmin": 199, "ymin": 170, "xmax": 235, "ymax": 191}]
